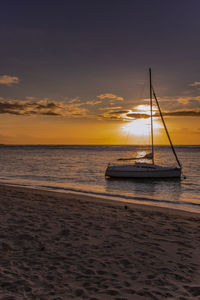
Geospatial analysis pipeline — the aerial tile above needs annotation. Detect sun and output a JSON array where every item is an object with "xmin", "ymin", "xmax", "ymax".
[
  {"xmin": 122, "ymin": 119, "xmax": 149, "ymax": 137},
  {"xmin": 122, "ymin": 118, "xmax": 161, "ymax": 137},
  {"xmin": 122, "ymin": 104, "xmax": 161, "ymax": 137}
]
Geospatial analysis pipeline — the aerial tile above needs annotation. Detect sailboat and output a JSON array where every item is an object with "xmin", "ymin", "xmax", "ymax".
[{"xmin": 105, "ymin": 68, "xmax": 182, "ymax": 178}]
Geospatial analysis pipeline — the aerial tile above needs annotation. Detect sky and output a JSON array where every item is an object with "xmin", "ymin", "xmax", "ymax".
[{"xmin": 0, "ymin": 0, "xmax": 200, "ymax": 144}]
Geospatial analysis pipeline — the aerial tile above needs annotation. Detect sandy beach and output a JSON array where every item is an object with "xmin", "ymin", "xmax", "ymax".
[{"xmin": 0, "ymin": 184, "xmax": 200, "ymax": 299}]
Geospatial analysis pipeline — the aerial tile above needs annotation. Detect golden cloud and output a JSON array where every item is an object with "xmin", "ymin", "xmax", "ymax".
[
  {"xmin": 0, "ymin": 75, "xmax": 20, "ymax": 85},
  {"xmin": 97, "ymin": 93, "xmax": 124, "ymax": 101},
  {"xmin": 189, "ymin": 81, "xmax": 200, "ymax": 87},
  {"xmin": 98, "ymin": 106, "xmax": 122, "ymax": 111},
  {"xmin": 178, "ymin": 96, "xmax": 200, "ymax": 104},
  {"xmin": 85, "ymin": 100, "xmax": 102, "ymax": 105}
]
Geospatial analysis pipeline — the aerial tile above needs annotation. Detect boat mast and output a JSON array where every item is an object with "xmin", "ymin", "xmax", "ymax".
[
  {"xmin": 152, "ymin": 87, "xmax": 182, "ymax": 168},
  {"xmin": 149, "ymin": 68, "xmax": 154, "ymax": 164}
]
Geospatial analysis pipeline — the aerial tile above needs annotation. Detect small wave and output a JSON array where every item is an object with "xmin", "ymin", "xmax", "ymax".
[
  {"xmin": 0, "ymin": 178, "xmax": 200, "ymax": 213},
  {"xmin": 35, "ymin": 183, "xmax": 200, "ymax": 213}
]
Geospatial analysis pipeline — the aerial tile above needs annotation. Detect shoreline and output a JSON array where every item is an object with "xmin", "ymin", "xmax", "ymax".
[
  {"xmin": 0, "ymin": 183, "xmax": 200, "ymax": 299},
  {"xmin": 1, "ymin": 181, "xmax": 200, "ymax": 216}
]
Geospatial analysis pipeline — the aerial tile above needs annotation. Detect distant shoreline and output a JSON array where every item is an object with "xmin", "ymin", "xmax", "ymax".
[{"xmin": 0, "ymin": 144, "xmax": 200, "ymax": 146}]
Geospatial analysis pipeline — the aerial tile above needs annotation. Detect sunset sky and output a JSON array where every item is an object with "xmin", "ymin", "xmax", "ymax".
[{"xmin": 0, "ymin": 1, "xmax": 200, "ymax": 144}]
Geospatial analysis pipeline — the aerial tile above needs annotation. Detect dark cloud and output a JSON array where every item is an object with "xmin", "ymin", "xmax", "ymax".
[
  {"xmin": 108, "ymin": 110, "xmax": 129, "ymax": 115},
  {"xmin": 0, "ymin": 101, "xmax": 26, "ymax": 114},
  {"xmin": 126, "ymin": 113, "xmax": 150, "ymax": 119},
  {"xmin": 163, "ymin": 110, "xmax": 200, "ymax": 117},
  {"xmin": 35, "ymin": 102, "xmax": 58, "ymax": 109},
  {"xmin": 0, "ymin": 99, "xmax": 86, "ymax": 117},
  {"xmin": 40, "ymin": 111, "xmax": 60, "ymax": 116}
]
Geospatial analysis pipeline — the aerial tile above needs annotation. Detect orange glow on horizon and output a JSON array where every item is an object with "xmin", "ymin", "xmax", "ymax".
[{"xmin": 0, "ymin": 115, "xmax": 199, "ymax": 145}]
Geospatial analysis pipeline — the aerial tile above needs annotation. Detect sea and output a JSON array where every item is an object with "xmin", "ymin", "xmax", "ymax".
[{"xmin": 0, "ymin": 145, "xmax": 199, "ymax": 213}]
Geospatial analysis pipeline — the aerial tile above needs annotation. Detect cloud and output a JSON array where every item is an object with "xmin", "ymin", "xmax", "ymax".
[
  {"xmin": 108, "ymin": 110, "xmax": 130, "ymax": 115},
  {"xmin": 100, "ymin": 109, "xmax": 150, "ymax": 121},
  {"xmin": 177, "ymin": 97, "xmax": 190, "ymax": 104},
  {"xmin": 85, "ymin": 100, "xmax": 102, "ymax": 105},
  {"xmin": 189, "ymin": 81, "xmax": 200, "ymax": 87},
  {"xmin": 1, "ymin": 97, "xmax": 200, "ymax": 122},
  {"xmin": 97, "ymin": 93, "xmax": 124, "ymax": 101},
  {"xmin": 0, "ymin": 99, "xmax": 87, "ymax": 117},
  {"xmin": 68, "ymin": 98, "xmax": 102, "ymax": 106},
  {"xmin": 25, "ymin": 96, "xmax": 35, "ymax": 100},
  {"xmin": 98, "ymin": 106, "xmax": 122, "ymax": 111},
  {"xmin": 99, "ymin": 108, "xmax": 200, "ymax": 122},
  {"xmin": 0, "ymin": 75, "xmax": 20, "ymax": 86},
  {"xmin": 177, "ymin": 96, "xmax": 200, "ymax": 105},
  {"xmin": 68, "ymin": 97, "xmax": 81, "ymax": 104},
  {"xmin": 127, "ymin": 110, "xmax": 200, "ymax": 120},
  {"xmin": 126, "ymin": 113, "xmax": 150, "ymax": 119},
  {"xmin": 163, "ymin": 110, "xmax": 200, "ymax": 117},
  {"xmin": 100, "ymin": 110, "xmax": 129, "ymax": 121}
]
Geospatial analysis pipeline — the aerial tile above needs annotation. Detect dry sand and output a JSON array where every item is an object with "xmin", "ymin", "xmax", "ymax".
[{"xmin": 0, "ymin": 183, "xmax": 200, "ymax": 300}]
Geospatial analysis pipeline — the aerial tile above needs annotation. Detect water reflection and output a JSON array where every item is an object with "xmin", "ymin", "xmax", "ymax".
[{"xmin": 105, "ymin": 177, "xmax": 182, "ymax": 203}]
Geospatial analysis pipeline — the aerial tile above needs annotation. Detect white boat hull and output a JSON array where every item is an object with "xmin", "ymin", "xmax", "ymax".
[{"xmin": 105, "ymin": 164, "xmax": 181, "ymax": 178}]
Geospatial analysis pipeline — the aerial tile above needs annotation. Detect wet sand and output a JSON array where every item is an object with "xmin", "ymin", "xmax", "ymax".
[{"xmin": 0, "ymin": 183, "xmax": 200, "ymax": 299}]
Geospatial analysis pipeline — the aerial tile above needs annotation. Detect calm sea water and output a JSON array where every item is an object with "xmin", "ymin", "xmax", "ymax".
[{"xmin": 0, "ymin": 145, "xmax": 199, "ymax": 213}]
